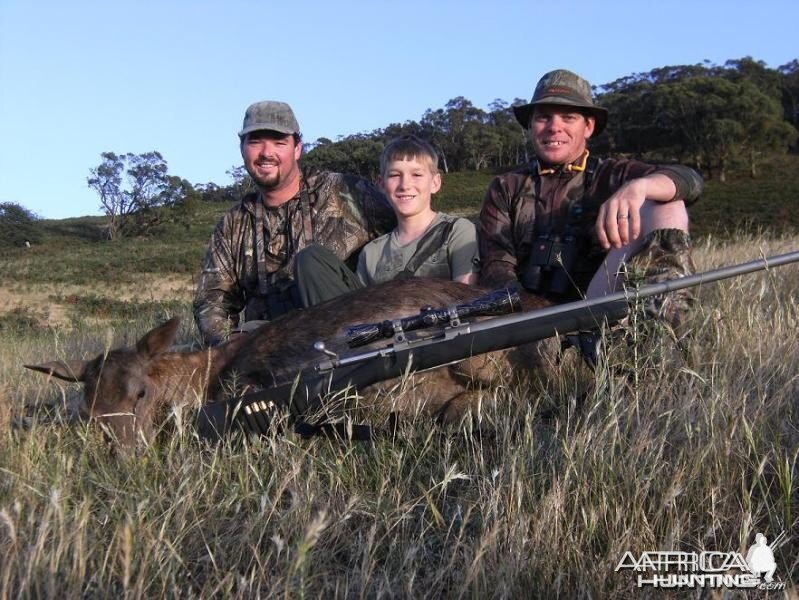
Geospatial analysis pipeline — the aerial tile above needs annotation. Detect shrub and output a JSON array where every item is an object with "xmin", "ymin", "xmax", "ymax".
[{"xmin": 0, "ymin": 202, "xmax": 42, "ymax": 248}]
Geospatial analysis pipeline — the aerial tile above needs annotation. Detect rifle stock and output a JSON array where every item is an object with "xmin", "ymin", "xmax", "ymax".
[{"xmin": 197, "ymin": 250, "xmax": 799, "ymax": 438}]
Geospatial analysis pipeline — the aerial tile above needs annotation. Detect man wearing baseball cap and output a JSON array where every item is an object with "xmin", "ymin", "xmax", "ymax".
[
  {"xmin": 194, "ymin": 101, "xmax": 396, "ymax": 345},
  {"xmin": 479, "ymin": 69, "xmax": 703, "ymax": 331}
]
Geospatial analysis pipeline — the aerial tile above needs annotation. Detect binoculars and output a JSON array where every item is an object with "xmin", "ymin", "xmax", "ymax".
[{"xmin": 521, "ymin": 231, "xmax": 579, "ymax": 296}]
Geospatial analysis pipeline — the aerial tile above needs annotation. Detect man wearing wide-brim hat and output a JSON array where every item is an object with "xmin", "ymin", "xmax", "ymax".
[{"xmin": 479, "ymin": 69, "xmax": 703, "ymax": 331}]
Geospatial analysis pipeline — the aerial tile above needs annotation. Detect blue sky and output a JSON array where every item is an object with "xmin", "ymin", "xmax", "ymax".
[{"xmin": 1, "ymin": 0, "xmax": 796, "ymax": 219}]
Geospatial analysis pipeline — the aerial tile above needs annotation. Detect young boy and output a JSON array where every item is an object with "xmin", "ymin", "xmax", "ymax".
[
  {"xmin": 291, "ymin": 135, "xmax": 479, "ymax": 310},
  {"xmin": 357, "ymin": 135, "xmax": 479, "ymax": 285}
]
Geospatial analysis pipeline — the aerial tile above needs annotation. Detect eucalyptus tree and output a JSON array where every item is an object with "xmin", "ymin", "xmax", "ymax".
[{"xmin": 87, "ymin": 151, "xmax": 188, "ymax": 238}]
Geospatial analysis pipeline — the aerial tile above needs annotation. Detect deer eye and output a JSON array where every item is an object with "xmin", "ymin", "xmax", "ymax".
[{"xmin": 136, "ymin": 389, "xmax": 146, "ymax": 400}]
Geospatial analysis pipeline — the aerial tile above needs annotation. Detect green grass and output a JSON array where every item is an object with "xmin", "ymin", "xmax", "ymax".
[
  {"xmin": 2, "ymin": 240, "xmax": 203, "ymax": 286},
  {"xmin": 0, "ymin": 235, "xmax": 797, "ymax": 596},
  {"xmin": 4, "ymin": 155, "xmax": 797, "ymax": 290},
  {"xmin": 0, "ymin": 156, "xmax": 797, "ymax": 595},
  {"xmin": 1, "ymin": 202, "xmax": 226, "ymax": 286},
  {"xmin": 434, "ymin": 169, "xmax": 495, "ymax": 214},
  {"xmin": 434, "ymin": 155, "xmax": 799, "ymax": 239},
  {"xmin": 689, "ymin": 155, "xmax": 799, "ymax": 238},
  {"xmin": 49, "ymin": 293, "xmax": 188, "ymax": 326},
  {"xmin": 434, "ymin": 155, "xmax": 799, "ymax": 238},
  {"xmin": 0, "ymin": 308, "xmax": 50, "ymax": 334}
]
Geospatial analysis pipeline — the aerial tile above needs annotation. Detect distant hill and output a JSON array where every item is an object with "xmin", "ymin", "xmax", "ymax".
[
  {"xmin": 5, "ymin": 155, "xmax": 797, "ymax": 286},
  {"xmin": 687, "ymin": 154, "xmax": 799, "ymax": 238}
]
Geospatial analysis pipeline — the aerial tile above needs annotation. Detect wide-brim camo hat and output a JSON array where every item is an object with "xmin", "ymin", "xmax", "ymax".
[
  {"xmin": 513, "ymin": 69, "xmax": 608, "ymax": 136},
  {"xmin": 238, "ymin": 100, "xmax": 300, "ymax": 138}
]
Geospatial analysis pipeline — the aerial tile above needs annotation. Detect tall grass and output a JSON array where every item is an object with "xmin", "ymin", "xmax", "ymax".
[{"xmin": 1, "ymin": 235, "xmax": 797, "ymax": 597}]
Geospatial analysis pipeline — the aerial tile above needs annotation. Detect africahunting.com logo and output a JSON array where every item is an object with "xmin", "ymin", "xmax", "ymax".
[{"xmin": 615, "ymin": 531, "xmax": 788, "ymax": 590}]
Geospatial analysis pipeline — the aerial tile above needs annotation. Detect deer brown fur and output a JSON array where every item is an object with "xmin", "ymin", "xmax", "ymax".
[{"xmin": 26, "ymin": 278, "xmax": 552, "ymax": 447}]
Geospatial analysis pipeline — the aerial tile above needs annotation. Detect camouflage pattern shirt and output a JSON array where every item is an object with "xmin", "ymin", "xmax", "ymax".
[
  {"xmin": 478, "ymin": 156, "xmax": 703, "ymax": 298},
  {"xmin": 194, "ymin": 169, "xmax": 396, "ymax": 345}
]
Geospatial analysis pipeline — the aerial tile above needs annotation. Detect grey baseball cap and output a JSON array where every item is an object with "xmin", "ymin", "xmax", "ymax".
[
  {"xmin": 238, "ymin": 101, "xmax": 300, "ymax": 138},
  {"xmin": 513, "ymin": 69, "xmax": 608, "ymax": 136}
]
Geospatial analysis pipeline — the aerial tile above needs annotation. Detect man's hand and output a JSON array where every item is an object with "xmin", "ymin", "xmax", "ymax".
[{"xmin": 595, "ymin": 174, "xmax": 678, "ymax": 250}]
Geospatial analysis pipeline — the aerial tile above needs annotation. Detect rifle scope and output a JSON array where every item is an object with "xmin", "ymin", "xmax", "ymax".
[{"xmin": 345, "ymin": 287, "xmax": 522, "ymax": 348}]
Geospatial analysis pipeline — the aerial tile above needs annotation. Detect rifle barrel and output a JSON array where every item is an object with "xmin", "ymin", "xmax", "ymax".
[
  {"xmin": 458, "ymin": 249, "xmax": 799, "ymax": 334},
  {"xmin": 614, "ymin": 249, "xmax": 799, "ymax": 297},
  {"xmin": 215, "ymin": 249, "xmax": 799, "ymax": 433},
  {"xmin": 330, "ymin": 249, "xmax": 799, "ymax": 372}
]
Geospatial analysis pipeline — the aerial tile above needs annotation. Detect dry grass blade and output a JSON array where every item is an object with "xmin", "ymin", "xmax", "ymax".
[{"xmin": 1, "ymin": 234, "xmax": 798, "ymax": 597}]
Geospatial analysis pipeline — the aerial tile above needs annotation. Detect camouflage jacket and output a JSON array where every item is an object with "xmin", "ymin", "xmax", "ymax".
[
  {"xmin": 478, "ymin": 156, "xmax": 703, "ymax": 297},
  {"xmin": 194, "ymin": 169, "xmax": 396, "ymax": 344}
]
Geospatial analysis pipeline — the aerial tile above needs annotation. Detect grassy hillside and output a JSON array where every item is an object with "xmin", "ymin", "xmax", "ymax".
[
  {"xmin": 0, "ymin": 155, "xmax": 797, "ymax": 330},
  {"xmin": 689, "ymin": 155, "xmax": 799, "ymax": 238},
  {"xmin": 1, "ymin": 235, "xmax": 797, "ymax": 596},
  {"xmin": 435, "ymin": 155, "xmax": 799, "ymax": 238},
  {"xmin": 0, "ymin": 156, "xmax": 797, "ymax": 594}
]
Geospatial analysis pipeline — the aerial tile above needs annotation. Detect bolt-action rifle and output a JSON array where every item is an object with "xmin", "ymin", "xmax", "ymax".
[{"xmin": 197, "ymin": 250, "xmax": 799, "ymax": 439}]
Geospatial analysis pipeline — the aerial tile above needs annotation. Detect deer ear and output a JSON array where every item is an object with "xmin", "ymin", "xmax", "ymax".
[
  {"xmin": 25, "ymin": 360, "xmax": 88, "ymax": 382},
  {"xmin": 136, "ymin": 317, "xmax": 181, "ymax": 358}
]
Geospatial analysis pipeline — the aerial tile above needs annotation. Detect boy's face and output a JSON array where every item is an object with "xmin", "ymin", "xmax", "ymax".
[{"xmin": 380, "ymin": 157, "xmax": 441, "ymax": 219}]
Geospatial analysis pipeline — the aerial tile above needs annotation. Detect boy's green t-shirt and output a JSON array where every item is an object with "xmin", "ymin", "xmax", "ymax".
[{"xmin": 356, "ymin": 213, "xmax": 479, "ymax": 285}]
